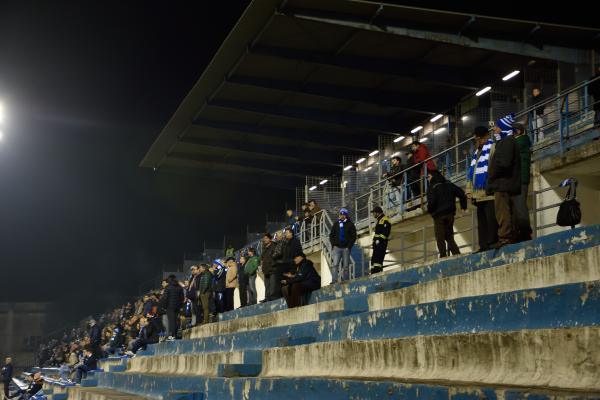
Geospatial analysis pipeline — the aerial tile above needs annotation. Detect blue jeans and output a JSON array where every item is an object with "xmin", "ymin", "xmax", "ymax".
[{"xmin": 331, "ymin": 246, "xmax": 350, "ymax": 283}]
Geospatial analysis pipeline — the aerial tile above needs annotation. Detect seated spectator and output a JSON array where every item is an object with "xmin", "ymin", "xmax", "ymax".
[
  {"xmin": 102, "ymin": 323, "xmax": 125, "ymax": 355},
  {"xmin": 244, "ymin": 248, "xmax": 259, "ymax": 305},
  {"xmin": 224, "ymin": 257, "xmax": 238, "ymax": 312},
  {"xmin": 426, "ymin": 170, "xmax": 468, "ymax": 258},
  {"xmin": 7, "ymin": 372, "xmax": 43, "ymax": 399},
  {"xmin": 281, "ymin": 253, "xmax": 321, "ymax": 308},
  {"xmin": 74, "ymin": 347, "xmax": 97, "ymax": 384},
  {"xmin": 126, "ymin": 316, "xmax": 159, "ymax": 355}
]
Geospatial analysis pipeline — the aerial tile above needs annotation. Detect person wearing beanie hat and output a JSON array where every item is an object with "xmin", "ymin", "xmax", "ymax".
[
  {"xmin": 370, "ymin": 206, "xmax": 391, "ymax": 274},
  {"xmin": 466, "ymin": 126, "xmax": 499, "ymax": 251},
  {"xmin": 329, "ymin": 208, "xmax": 357, "ymax": 284},
  {"xmin": 487, "ymin": 113, "xmax": 522, "ymax": 248}
]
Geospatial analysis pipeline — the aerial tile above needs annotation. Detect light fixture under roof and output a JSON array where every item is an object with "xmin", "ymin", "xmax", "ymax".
[
  {"xmin": 476, "ymin": 86, "xmax": 492, "ymax": 96},
  {"xmin": 309, "ymin": 185, "xmax": 317, "ymax": 191},
  {"xmin": 343, "ymin": 165, "xmax": 353, "ymax": 171},
  {"xmin": 502, "ymin": 70, "xmax": 520, "ymax": 81},
  {"xmin": 319, "ymin": 179, "xmax": 328, "ymax": 185},
  {"xmin": 356, "ymin": 158, "xmax": 366, "ymax": 164},
  {"xmin": 369, "ymin": 150, "xmax": 379, "ymax": 156},
  {"xmin": 430, "ymin": 114, "xmax": 443, "ymax": 122},
  {"xmin": 411, "ymin": 126, "xmax": 423, "ymax": 133},
  {"xmin": 393, "ymin": 136, "xmax": 405, "ymax": 143},
  {"xmin": 434, "ymin": 127, "xmax": 446, "ymax": 135},
  {"xmin": 391, "ymin": 151, "xmax": 401, "ymax": 157},
  {"xmin": 419, "ymin": 137, "xmax": 428, "ymax": 143},
  {"xmin": 364, "ymin": 166, "xmax": 372, "ymax": 172}
]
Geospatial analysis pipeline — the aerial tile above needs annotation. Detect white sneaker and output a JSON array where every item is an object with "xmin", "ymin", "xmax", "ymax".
[{"xmin": 166, "ymin": 336, "xmax": 175, "ymax": 341}]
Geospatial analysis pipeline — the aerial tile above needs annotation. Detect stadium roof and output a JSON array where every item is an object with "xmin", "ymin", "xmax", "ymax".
[{"xmin": 141, "ymin": 0, "xmax": 600, "ymax": 188}]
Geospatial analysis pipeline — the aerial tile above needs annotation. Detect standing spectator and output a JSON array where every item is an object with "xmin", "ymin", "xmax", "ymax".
[
  {"xmin": 410, "ymin": 139, "xmax": 437, "ymax": 175},
  {"xmin": 328, "ymin": 208, "xmax": 356, "ymax": 284},
  {"xmin": 260, "ymin": 233, "xmax": 276, "ymax": 301},
  {"xmin": 160, "ymin": 274, "xmax": 184, "ymax": 340},
  {"xmin": 197, "ymin": 264, "xmax": 213, "ymax": 325},
  {"xmin": 211, "ymin": 260, "xmax": 227, "ymax": 315},
  {"xmin": 273, "ymin": 228, "xmax": 303, "ymax": 293},
  {"xmin": 224, "ymin": 257, "xmax": 238, "ymax": 312},
  {"xmin": 285, "ymin": 209, "xmax": 298, "ymax": 234},
  {"xmin": 588, "ymin": 65, "xmax": 600, "ymax": 125},
  {"xmin": 75, "ymin": 347, "xmax": 97, "ymax": 384},
  {"xmin": 370, "ymin": 206, "xmax": 391, "ymax": 274},
  {"xmin": 225, "ymin": 245, "xmax": 235, "ymax": 259},
  {"xmin": 126, "ymin": 317, "xmax": 159, "ymax": 355},
  {"xmin": 427, "ymin": 170, "xmax": 468, "ymax": 258},
  {"xmin": 511, "ymin": 122, "xmax": 533, "ymax": 242},
  {"xmin": 307, "ymin": 200, "xmax": 321, "ymax": 219},
  {"xmin": 281, "ymin": 252, "xmax": 321, "ymax": 308},
  {"xmin": 87, "ymin": 319, "xmax": 101, "ymax": 358},
  {"xmin": 307, "ymin": 200, "xmax": 322, "ymax": 235},
  {"xmin": 186, "ymin": 266, "xmax": 201, "ymax": 326},
  {"xmin": 244, "ymin": 248, "xmax": 259, "ymax": 305},
  {"xmin": 382, "ymin": 156, "xmax": 404, "ymax": 208},
  {"xmin": 466, "ymin": 126, "xmax": 499, "ymax": 252},
  {"xmin": 1, "ymin": 357, "xmax": 12, "ymax": 399},
  {"xmin": 237, "ymin": 255, "xmax": 248, "ymax": 308},
  {"xmin": 488, "ymin": 113, "xmax": 521, "ymax": 248},
  {"xmin": 531, "ymin": 87, "xmax": 546, "ymax": 142}
]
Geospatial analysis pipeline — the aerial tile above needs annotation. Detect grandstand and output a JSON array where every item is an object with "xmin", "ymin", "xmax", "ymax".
[{"xmin": 28, "ymin": 0, "xmax": 600, "ymax": 399}]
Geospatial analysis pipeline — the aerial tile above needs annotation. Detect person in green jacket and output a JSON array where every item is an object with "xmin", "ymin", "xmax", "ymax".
[
  {"xmin": 244, "ymin": 248, "xmax": 259, "ymax": 305},
  {"xmin": 197, "ymin": 264, "xmax": 213, "ymax": 324},
  {"xmin": 511, "ymin": 122, "xmax": 533, "ymax": 243}
]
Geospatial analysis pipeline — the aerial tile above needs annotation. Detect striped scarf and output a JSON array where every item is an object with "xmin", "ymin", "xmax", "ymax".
[{"xmin": 467, "ymin": 139, "xmax": 494, "ymax": 190}]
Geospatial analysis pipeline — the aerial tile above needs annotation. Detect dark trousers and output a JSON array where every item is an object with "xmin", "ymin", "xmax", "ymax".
[
  {"xmin": 263, "ymin": 273, "xmax": 272, "ymax": 300},
  {"xmin": 166, "ymin": 309, "xmax": 179, "ymax": 338},
  {"xmin": 199, "ymin": 293, "xmax": 211, "ymax": 324},
  {"xmin": 475, "ymin": 200, "xmax": 499, "ymax": 250},
  {"xmin": 433, "ymin": 214, "xmax": 460, "ymax": 258},
  {"xmin": 283, "ymin": 282, "xmax": 313, "ymax": 308},
  {"xmin": 224, "ymin": 288, "xmax": 235, "ymax": 311},
  {"xmin": 371, "ymin": 239, "xmax": 388, "ymax": 268},
  {"xmin": 238, "ymin": 275, "xmax": 248, "ymax": 307},
  {"xmin": 214, "ymin": 291, "xmax": 225, "ymax": 314},
  {"xmin": 130, "ymin": 338, "xmax": 152, "ymax": 354},
  {"xmin": 494, "ymin": 191, "xmax": 515, "ymax": 243},
  {"xmin": 511, "ymin": 184, "xmax": 532, "ymax": 242},
  {"xmin": 75, "ymin": 365, "xmax": 89, "ymax": 383},
  {"xmin": 3, "ymin": 382, "xmax": 10, "ymax": 398}
]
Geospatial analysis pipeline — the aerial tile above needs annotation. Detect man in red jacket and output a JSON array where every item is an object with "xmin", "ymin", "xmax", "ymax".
[{"xmin": 410, "ymin": 140, "xmax": 437, "ymax": 175}]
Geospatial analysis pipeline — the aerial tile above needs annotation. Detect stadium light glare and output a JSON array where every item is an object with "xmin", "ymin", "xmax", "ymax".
[
  {"xmin": 369, "ymin": 150, "xmax": 379, "ymax": 156},
  {"xmin": 434, "ymin": 127, "xmax": 446, "ymax": 135},
  {"xmin": 411, "ymin": 126, "xmax": 423, "ymax": 133},
  {"xmin": 430, "ymin": 114, "xmax": 443, "ymax": 122},
  {"xmin": 502, "ymin": 70, "xmax": 520, "ymax": 81},
  {"xmin": 476, "ymin": 86, "xmax": 492, "ymax": 96},
  {"xmin": 391, "ymin": 151, "xmax": 401, "ymax": 157},
  {"xmin": 343, "ymin": 165, "xmax": 353, "ymax": 171},
  {"xmin": 356, "ymin": 158, "xmax": 366, "ymax": 164},
  {"xmin": 461, "ymin": 115, "xmax": 469, "ymax": 121},
  {"xmin": 0, "ymin": 130, "xmax": 3, "ymax": 141},
  {"xmin": 309, "ymin": 185, "xmax": 317, "ymax": 191},
  {"xmin": 364, "ymin": 166, "xmax": 372, "ymax": 172},
  {"xmin": 319, "ymin": 179, "xmax": 328, "ymax": 185},
  {"xmin": 0, "ymin": 103, "xmax": 4, "ymax": 123},
  {"xmin": 419, "ymin": 137, "xmax": 428, "ymax": 143},
  {"xmin": 393, "ymin": 136, "xmax": 405, "ymax": 143}
]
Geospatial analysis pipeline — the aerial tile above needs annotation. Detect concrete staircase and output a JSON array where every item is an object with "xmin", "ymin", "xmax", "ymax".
[{"xmin": 66, "ymin": 225, "xmax": 600, "ymax": 399}]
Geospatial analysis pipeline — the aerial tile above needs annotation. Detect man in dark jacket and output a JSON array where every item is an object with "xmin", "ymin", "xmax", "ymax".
[
  {"xmin": 511, "ymin": 122, "xmax": 533, "ymax": 242},
  {"xmin": 282, "ymin": 252, "xmax": 321, "ymax": 308},
  {"xmin": 273, "ymin": 228, "xmax": 303, "ymax": 295},
  {"xmin": 370, "ymin": 206, "xmax": 391, "ymax": 274},
  {"xmin": 427, "ymin": 170, "xmax": 468, "ymax": 257},
  {"xmin": 186, "ymin": 265, "xmax": 201, "ymax": 326},
  {"xmin": 159, "ymin": 275, "xmax": 184, "ymax": 340},
  {"xmin": 127, "ymin": 317, "xmax": 159, "ymax": 355},
  {"xmin": 75, "ymin": 347, "xmax": 97, "ymax": 384},
  {"xmin": 382, "ymin": 156, "xmax": 404, "ymax": 208},
  {"xmin": 197, "ymin": 264, "xmax": 213, "ymax": 324},
  {"xmin": 260, "ymin": 233, "xmax": 277, "ymax": 301},
  {"xmin": 2, "ymin": 357, "xmax": 13, "ymax": 398},
  {"xmin": 487, "ymin": 113, "xmax": 521, "ymax": 248},
  {"xmin": 87, "ymin": 319, "xmax": 101, "ymax": 358},
  {"xmin": 211, "ymin": 260, "xmax": 227, "ymax": 316},
  {"xmin": 329, "ymin": 208, "xmax": 356, "ymax": 284}
]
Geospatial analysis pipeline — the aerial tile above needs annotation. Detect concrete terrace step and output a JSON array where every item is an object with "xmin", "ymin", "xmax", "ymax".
[
  {"xmin": 95, "ymin": 372, "xmax": 600, "ymax": 399},
  {"xmin": 369, "ymin": 242, "xmax": 600, "ymax": 312},
  {"xmin": 67, "ymin": 386, "xmax": 150, "ymax": 400},
  {"xmin": 184, "ymin": 298, "xmax": 345, "ymax": 339},
  {"xmin": 260, "ymin": 327, "xmax": 600, "ymax": 392},
  {"xmin": 219, "ymin": 225, "xmax": 600, "ymax": 322}
]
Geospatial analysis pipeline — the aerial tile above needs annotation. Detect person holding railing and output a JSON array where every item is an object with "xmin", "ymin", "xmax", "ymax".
[
  {"xmin": 488, "ymin": 113, "xmax": 521, "ymax": 248},
  {"xmin": 382, "ymin": 156, "xmax": 404, "ymax": 210},
  {"xmin": 408, "ymin": 140, "xmax": 437, "ymax": 207},
  {"xmin": 370, "ymin": 206, "xmax": 391, "ymax": 274},
  {"xmin": 531, "ymin": 88, "xmax": 546, "ymax": 142},
  {"xmin": 426, "ymin": 170, "xmax": 468, "ymax": 258},
  {"xmin": 329, "ymin": 208, "xmax": 356, "ymax": 283},
  {"xmin": 466, "ymin": 126, "xmax": 499, "ymax": 252}
]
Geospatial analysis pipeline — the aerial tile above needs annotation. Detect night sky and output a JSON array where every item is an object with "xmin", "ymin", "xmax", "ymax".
[{"xmin": 0, "ymin": 1, "xmax": 596, "ymax": 325}]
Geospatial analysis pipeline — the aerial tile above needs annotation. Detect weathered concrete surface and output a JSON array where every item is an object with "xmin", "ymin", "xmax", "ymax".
[
  {"xmin": 68, "ymin": 386, "xmax": 150, "ymax": 400},
  {"xmin": 126, "ymin": 351, "xmax": 247, "ymax": 376},
  {"xmin": 96, "ymin": 371, "xmax": 600, "ymax": 399},
  {"xmin": 185, "ymin": 299, "xmax": 343, "ymax": 339},
  {"xmin": 261, "ymin": 327, "xmax": 600, "ymax": 391},
  {"xmin": 369, "ymin": 244, "xmax": 600, "ymax": 311}
]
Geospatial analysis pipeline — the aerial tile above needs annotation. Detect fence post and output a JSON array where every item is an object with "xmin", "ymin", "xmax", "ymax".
[
  {"xmin": 558, "ymin": 96, "xmax": 564, "ymax": 156},
  {"xmin": 422, "ymin": 225, "xmax": 427, "ymax": 263},
  {"xmin": 471, "ymin": 208, "xmax": 477, "ymax": 252},
  {"xmin": 532, "ymin": 189, "xmax": 538, "ymax": 239}
]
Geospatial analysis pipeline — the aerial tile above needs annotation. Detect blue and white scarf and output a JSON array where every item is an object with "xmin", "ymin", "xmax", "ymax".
[{"xmin": 467, "ymin": 139, "xmax": 494, "ymax": 190}]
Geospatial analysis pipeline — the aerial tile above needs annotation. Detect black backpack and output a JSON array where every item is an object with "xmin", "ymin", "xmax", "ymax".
[{"xmin": 556, "ymin": 179, "xmax": 581, "ymax": 228}]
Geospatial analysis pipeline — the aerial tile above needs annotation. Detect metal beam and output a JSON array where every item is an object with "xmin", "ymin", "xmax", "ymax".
[
  {"xmin": 166, "ymin": 153, "xmax": 309, "ymax": 179},
  {"xmin": 207, "ymin": 99, "xmax": 402, "ymax": 133},
  {"xmin": 250, "ymin": 45, "xmax": 482, "ymax": 91},
  {"xmin": 189, "ymin": 119, "xmax": 370, "ymax": 153},
  {"xmin": 226, "ymin": 75, "xmax": 457, "ymax": 115},
  {"xmin": 176, "ymin": 138, "xmax": 342, "ymax": 167},
  {"xmin": 279, "ymin": 8, "xmax": 590, "ymax": 63}
]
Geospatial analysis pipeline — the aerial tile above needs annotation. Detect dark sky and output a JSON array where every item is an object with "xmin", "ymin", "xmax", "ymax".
[{"xmin": 0, "ymin": 1, "xmax": 597, "ymax": 324}]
